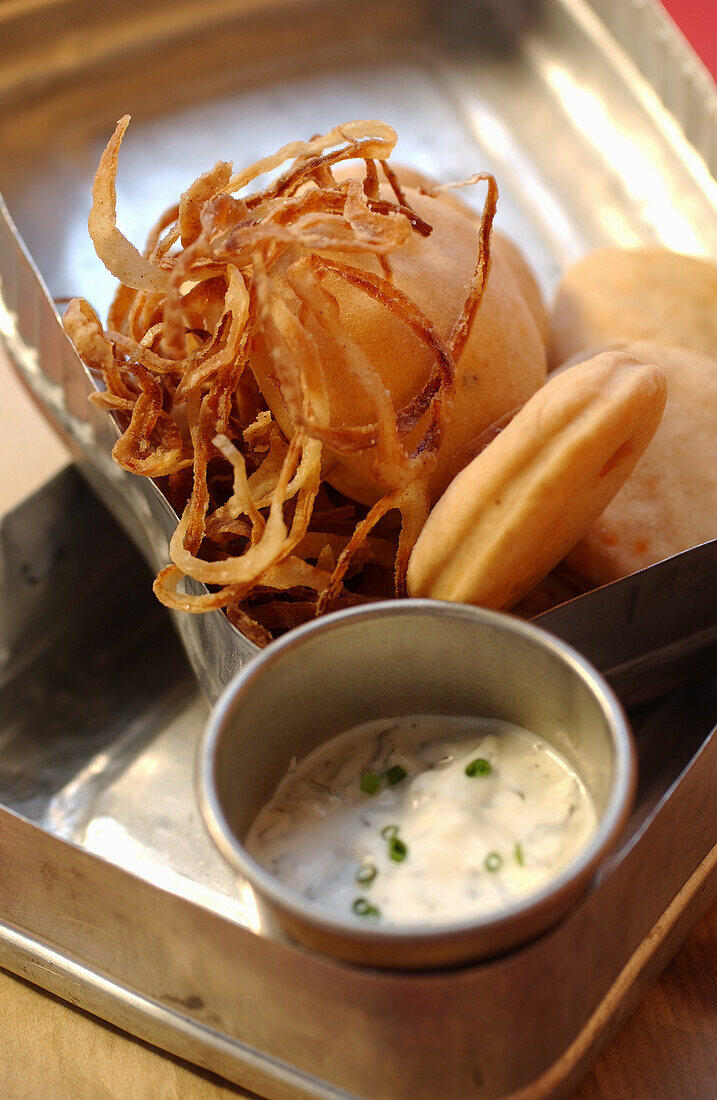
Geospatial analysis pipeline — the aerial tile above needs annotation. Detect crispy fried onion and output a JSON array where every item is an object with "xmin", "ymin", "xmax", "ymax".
[{"xmin": 64, "ymin": 116, "xmax": 497, "ymax": 643}]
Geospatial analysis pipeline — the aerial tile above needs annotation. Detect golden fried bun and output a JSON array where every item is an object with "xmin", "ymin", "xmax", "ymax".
[
  {"xmin": 565, "ymin": 340, "xmax": 717, "ymax": 585},
  {"xmin": 251, "ymin": 185, "xmax": 547, "ymax": 504},
  {"xmin": 406, "ymin": 351, "xmax": 666, "ymax": 609},
  {"xmin": 548, "ymin": 247, "xmax": 717, "ymax": 369},
  {"xmin": 353, "ymin": 163, "xmax": 550, "ymax": 343},
  {"xmin": 491, "ymin": 232, "xmax": 550, "ymax": 346}
]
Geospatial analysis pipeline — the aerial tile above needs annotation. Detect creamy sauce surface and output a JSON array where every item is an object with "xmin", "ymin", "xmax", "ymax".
[{"xmin": 246, "ymin": 715, "xmax": 598, "ymax": 926}]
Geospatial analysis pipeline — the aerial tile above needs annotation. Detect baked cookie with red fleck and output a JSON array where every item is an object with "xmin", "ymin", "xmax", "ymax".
[{"xmin": 566, "ymin": 340, "xmax": 717, "ymax": 585}]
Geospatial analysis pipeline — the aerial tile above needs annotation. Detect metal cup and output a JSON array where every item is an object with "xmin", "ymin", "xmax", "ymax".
[{"xmin": 198, "ymin": 600, "xmax": 635, "ymax": 969}]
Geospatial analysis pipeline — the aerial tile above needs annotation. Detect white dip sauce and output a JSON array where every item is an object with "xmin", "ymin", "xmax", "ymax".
[{"xmin": 246, "ymin": 715, "xmax": 598, "ymax": 926}]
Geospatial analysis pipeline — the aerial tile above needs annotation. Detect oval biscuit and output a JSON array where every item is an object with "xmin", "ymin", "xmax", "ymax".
[{"xmin": 407, "ymin": 351, "xmax": 667, "ymax": 609}]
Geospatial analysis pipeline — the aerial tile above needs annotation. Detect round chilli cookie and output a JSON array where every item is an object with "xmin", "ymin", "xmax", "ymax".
[
  {"xmin": 565, "ymin": 340, "xmax": 717, "ymax": 586},
  {"xmin": 407, "ymin": 350, "xmax": 666, "ymax": 610},
  {"xmin": 548, "ymin": 247, "xmax": 717, "ymax": 370}
]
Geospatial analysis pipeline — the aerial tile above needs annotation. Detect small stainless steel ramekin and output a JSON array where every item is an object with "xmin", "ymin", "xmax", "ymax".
[{"xmin": 198, "ymin": 601, "xmax": 635, "ymax": 969}]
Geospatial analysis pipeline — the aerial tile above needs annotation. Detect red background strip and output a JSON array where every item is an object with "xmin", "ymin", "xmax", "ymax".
[{"xmin": 659, "ymin": 0, "xmax": 717, "ymax": 80}]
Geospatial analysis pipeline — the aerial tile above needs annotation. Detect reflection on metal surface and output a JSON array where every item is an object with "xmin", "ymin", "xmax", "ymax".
[
  {"xmin": 48, "ymin": 692, "xmax": 267, "ymax": 935},
  {"xmin": 537, "ymin": 540, "xmax": 717, "ymax": 708},
  {"xmin": 543, "ymin": 63, "xmax": 707, "ymax": 252},
  {"xmin": 83, "ymin": 817, "xmax": 260, "ymax": 931}
]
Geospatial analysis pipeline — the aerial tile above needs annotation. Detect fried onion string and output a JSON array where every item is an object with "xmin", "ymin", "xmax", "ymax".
[{"xmin": 63, "ymin": 116, "xmax": 498, "ymax": 644}]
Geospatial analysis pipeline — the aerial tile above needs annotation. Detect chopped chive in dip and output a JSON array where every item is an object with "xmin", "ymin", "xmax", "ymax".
[
  {"xmin": 356, "ymin": 862, "xmax": 377, "ymax": 885},
  {"xmin": 353, "ymin": 897, "xmax": 380, "ymax": 917},
  {"xmin": 380, "ymin": 823, "xmax": 409, "ymax": 862},
  {"xmin": 247, "ymin": 715, "xmax": 600, "ymax": 928},
  {"xmin": 386, "ymin": 764, "xmax": 407, "ymax": 785},
  {"xmin": 360, "ymin": 770, "xmax": 382, "ymax": 795},
  {"xmin": 465, "ymin": 757, "xmax": 492, "ymax": 778},
  {"xmin": 388, "ymin": 836, "xmax": 408, "ymax": 863}
]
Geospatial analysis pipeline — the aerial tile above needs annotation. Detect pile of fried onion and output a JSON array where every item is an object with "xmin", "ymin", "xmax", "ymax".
[{"xmin": 63, "ymin": 117, "xmax": 497, "ymax": 645}]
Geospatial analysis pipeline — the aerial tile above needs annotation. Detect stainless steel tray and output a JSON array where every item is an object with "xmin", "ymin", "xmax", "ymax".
[
  {"xmin": 1, "ymin": 1, "xmax": 716, "ymax": 1097},
  {"xmin": 1, "ymin": 468, "xmax": 715, "ymax": 1100}
]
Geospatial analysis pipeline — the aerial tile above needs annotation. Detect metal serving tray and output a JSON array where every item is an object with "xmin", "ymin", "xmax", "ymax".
[
  {"xmin": 0, "ymin": 1, "xmax": 715, "ymax": 1096},
  {"xmin": 1, "ymin": 468, "xmax": 715, "ymax": 1100}
]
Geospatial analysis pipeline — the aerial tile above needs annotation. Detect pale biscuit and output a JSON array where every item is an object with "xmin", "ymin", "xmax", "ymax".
[
  {"xmin": 565, "ymin": 340, "xmax": 717, "ymax": 586},
  {"xmin": 548, "ymin": 247, "xmax": 717, "ymax": 369},
  {"xmin": 407, "ymin": 351, "xmax": 666, "ymax": 610}
]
